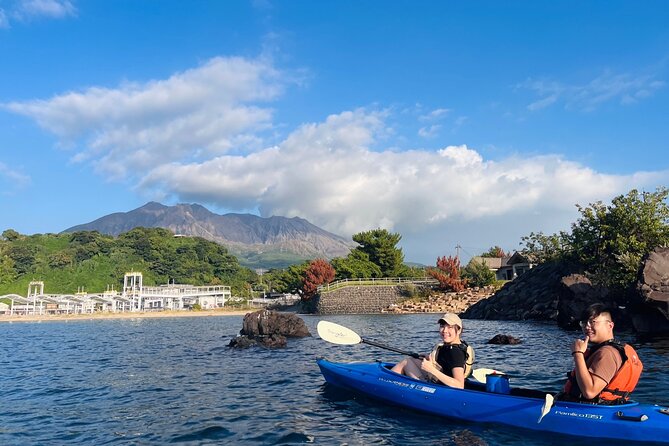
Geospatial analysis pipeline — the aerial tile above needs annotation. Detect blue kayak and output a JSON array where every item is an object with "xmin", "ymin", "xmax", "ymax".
[{"xmin": 317, "ymin": 359, "xmax": 669, "ymax": 444}]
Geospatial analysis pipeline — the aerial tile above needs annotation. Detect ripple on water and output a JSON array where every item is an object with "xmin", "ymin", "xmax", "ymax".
[{"xmin": 169, "ymin": 425, "xmax": 233, "ymax": 443}]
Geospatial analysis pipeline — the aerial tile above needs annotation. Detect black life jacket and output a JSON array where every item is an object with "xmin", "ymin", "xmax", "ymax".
[{"xmin": 430, "ymin": 340, "xmax": 475, "ymax": 378}]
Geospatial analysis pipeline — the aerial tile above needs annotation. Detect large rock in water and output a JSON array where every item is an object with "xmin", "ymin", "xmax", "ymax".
[
  {"xmin": 635, "ymin": 248, "xmax": 669, "ymax": 333},
  {"xmin": 228, "ymin": 310, "xmax": 311, "ymax": 349},
  {"xmin": 556, "ymin": 274, "xmax": 612, "ymax": 329}
]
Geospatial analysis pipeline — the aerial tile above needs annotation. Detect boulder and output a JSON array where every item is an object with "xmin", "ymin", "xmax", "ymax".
[
  {"xmin": 229, "ymin": 310, "xmax": 311, "ymax": 349},
  {"xmin": 487, "ymin": 334, "xmax": 522, "ymax": 345},
  {"xmin": 634, "ymin": 248, "xmax": 669, "ymax": 333},
  {"xmin": 637, "ymin": 247, "xmax": 669, "ymax": 306},
  {"xmin": 240, "ymin": 310, "xmax": 311, "ymax": 338},
  {"xmin": 556, "ymin": 274, "xmax": 611, "ymax": 329}
]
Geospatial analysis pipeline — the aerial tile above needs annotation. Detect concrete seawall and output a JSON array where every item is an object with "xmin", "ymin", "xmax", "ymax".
[
  {"xmin": 315, "ymin": 284, "xmax": 495, "ymax": 315},
  {"xmin": 315, "ymin": 285, "xmax": 404, "ymax": 314}
]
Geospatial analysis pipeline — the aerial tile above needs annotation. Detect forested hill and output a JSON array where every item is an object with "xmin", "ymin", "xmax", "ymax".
[
  {"xmin": 0, "ymin": 228, "xmax": 255, "ymax": 296},
  {"xmin": 64, "ymin": 202, "xmax": 354, "ymax": 269}
]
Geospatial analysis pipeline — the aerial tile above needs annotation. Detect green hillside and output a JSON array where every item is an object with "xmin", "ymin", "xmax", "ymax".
[{"xmin": 0, "ymin": 228, "xmax": 257, "ymax": 298}]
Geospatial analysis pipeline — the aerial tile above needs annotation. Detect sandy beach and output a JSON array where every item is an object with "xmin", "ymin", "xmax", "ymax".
[{"xmin": 0, "ymin": 308, "xmax": 254, "ymax": 323}]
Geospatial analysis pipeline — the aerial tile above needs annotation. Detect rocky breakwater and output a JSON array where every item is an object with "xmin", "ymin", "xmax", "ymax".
[
  {"xmin": 462, "ymin": 262, "xmax": 582, "ymax": 322},
  {"xmin": 462, "ymin": 248, "xmax": 669, "ymax": 334},
  {"xmin": 383, "ymin": 287, "xmax": 495, "ymax": 314}
]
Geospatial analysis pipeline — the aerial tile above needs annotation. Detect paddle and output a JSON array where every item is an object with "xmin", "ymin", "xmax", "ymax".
[
  {"xmin": 317, "ymin": 320, "xmax": 423, "ymax": 358},
  {"xmin": 317, "ymin": 320, "xmax": 501, "ymax": 383},
  {"xmin": 537, "ymin": 393, "xmax": 554, "ymax": 423}
]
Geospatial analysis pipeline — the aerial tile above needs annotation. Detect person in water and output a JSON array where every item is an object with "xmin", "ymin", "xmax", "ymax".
[
  {"xmin": 390, "ymin": 313, "xmax": 472, "ymax": 388},
  {"xmin": 561, "ymin": 303, "xmax": 643, "ymax": 404}
]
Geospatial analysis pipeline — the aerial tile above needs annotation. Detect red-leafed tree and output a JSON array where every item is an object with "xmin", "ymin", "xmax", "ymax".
[
  {"xmin": 302, "ymin": 258, "xmax": 336, "ymax": 299},
  {"xmin": 428, "ymin": 255, "xmax": 467, "ymax": 292}
]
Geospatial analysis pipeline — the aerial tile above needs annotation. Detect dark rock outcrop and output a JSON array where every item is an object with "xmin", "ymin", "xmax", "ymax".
[
  {"xmin": 635, "ymin": 248, "xmax": 669, "ymax": 333},
  {"xmin": 556, "ymin": 274, "xmax": 612, "ymax": 329},
  {"xmin": 462, "ymin": 261, "xmax": 581, "ymax": 321},
  {"xmin": 462, "ymin": 251, "xmax": 669, "ymax": 334},
  {"xmin": 487, "ymin": 334, "xmax": 522, "ymax": 345},
  {"xmin": 638, "ymin": 247, "xmax": 669, "ymax": 305},
  {"xmin": 228, "ymin": 310, "xmax": 311, "ymax": 349}
]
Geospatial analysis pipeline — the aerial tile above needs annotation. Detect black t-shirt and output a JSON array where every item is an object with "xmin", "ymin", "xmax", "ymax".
[{"xmin": 436, "ymin": 344, "xmax": 466, "ymax": 377}]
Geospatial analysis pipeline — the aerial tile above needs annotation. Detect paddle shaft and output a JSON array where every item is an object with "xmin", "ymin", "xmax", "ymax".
[{"xmin": 361, "ymin": 338, "xmax": 423, "ymax": 359}]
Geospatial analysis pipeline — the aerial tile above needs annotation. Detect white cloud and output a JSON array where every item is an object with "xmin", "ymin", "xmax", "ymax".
[
  {"xmin": 137, "ymin": 108, "xmax": 661, "ymax": 246},
  {"xmin": 14, "ymin": 0, "xmax": 76, "ymax": 20},
  {"xmin": 0, "ymin": 162, "xmax": 31, "ymax": 189},
  {"xmin": 419, "ymin": 108, "xmax": 450, "ymax": 121},
  {"xmin": 7, "ymin": 55, "xmax": 668, "ymax": 263},
  {"xmin": 0, "ymin": 9, "xmax": 9, "ymax": 28},
  {"xmin": 418, "ymin": 124, "xmax": 441, "ymax": 138},
  {"xmin": 522, "ymin": 69, "xmax": 665, "ymax": 112},
  {"xmin": 5, "ymin": 56, "xmax": 287, "ymax": 179}
]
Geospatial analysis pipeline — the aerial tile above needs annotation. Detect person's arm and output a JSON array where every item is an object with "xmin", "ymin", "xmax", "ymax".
[
  {"xmin": 572, "ymin": 355, "xmax": 607, "ymax": 399},
  {"xmin": 423, "ymin": 362, "xmax": 465, "ymax": 388},
  {"xmin": 421, "ymin": 352, "xmax": 466, "ymax": 389},
  {"xmin": 571, "ymin": 338, "xmax": 619, "ymax": 400}
]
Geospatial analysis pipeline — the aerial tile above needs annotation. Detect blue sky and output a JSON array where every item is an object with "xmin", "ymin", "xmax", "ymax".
[{"xmin": 1, "ymin": 0, "xmax": 668, "ymax": 264}]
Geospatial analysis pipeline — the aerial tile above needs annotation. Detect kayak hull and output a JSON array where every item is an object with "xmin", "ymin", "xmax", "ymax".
[{"xmin": 317, "ymin": 359, "xmax": 669, "ymax": 444}]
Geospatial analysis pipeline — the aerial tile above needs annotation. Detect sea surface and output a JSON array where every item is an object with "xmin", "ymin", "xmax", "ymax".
[{"xmin": 1, "ymin": 314, "xmax": 668, "ymax": 445}]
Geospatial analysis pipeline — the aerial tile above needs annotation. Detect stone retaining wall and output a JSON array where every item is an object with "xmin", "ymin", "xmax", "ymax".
[{"xmin": 315, "ymin": 285, "xmax": 403, "ymax": 314}]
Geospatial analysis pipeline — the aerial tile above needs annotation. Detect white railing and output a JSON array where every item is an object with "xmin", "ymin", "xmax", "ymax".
[{"xmin": 317, "ymin": 276, "xmax": 438, "ymax": 293}]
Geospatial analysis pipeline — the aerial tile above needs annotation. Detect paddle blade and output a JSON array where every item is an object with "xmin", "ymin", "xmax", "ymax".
[
  {"xmin": 471, "ymin": 368, "xmax": 502, "ymax": 384},
  {"xmin": 317, "ymin": 321, "xmax": 362, "ymax": 345},
  {"xmin": 538, "ymin": 393, "xmax": 554, "ymax": 424}
]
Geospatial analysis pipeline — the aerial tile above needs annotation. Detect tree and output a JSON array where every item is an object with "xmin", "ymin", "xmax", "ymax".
[
  {"xmin": 331, "ymin": 250, "xmax": 382, "ymax": 279},
  {"xmin": 569, "ymin": 187, "xmax": 669, "ymax": 290},
  {"xmin": 6, "ymin": 245, "xmax": 36, "ymax": 275},
  {"xmin": 0, "ymin": 255, "xmax": 17, "ymax": 284},
  {"xmin": 481, "ymin": 246, "xmax": 508, "ymax": 258},
  {"xmin": 351, "ymin": 229, "xmax": 406, "ymax": 277},
  {"xmin": 428, "ymin": 255, "xmax": 467, "ymax": 292},
  {"xmin": 520, "ymin": 231, "xmax": 570, "ymax": 264},
  {"xmin": 302, "ymin": 259, "xmax": 336, "ymax": 299},
  {"xmin": 264, "ymin": 262, "xmax": 310, "ymax": 294},
  {"xmin": 1, "ymin": 229, "xmax": 21, "ymax": 242},
  {"xmin": 462, "ymin": 258, "xmax": 496, "ymax": 288}
]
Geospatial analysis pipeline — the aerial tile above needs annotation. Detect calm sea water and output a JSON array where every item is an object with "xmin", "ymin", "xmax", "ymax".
[{"xmin": 1, "ymin": 314, "xmax": 667, "ymax": 446}]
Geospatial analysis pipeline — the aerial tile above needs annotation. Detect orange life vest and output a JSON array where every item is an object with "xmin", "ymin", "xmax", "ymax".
[{"xmin": 563, "ymin": 341, "xmax": 643, "ymax": 404}]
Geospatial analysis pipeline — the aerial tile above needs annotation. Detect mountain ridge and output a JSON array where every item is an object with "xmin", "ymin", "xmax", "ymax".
[{"xmin": 63, "ymin": 202, "xmax": 355, "ymax": 269}]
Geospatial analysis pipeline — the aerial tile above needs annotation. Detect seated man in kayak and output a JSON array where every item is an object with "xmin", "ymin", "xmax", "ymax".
[
  {"xmin": 561, "ymin": 303, "xmax": 643, "ymax": 404},
  {"xmin": 390, "ymin": 313, "xmax": 473, "ymax": 388}
]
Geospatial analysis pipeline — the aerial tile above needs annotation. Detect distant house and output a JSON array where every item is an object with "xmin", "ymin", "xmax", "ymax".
[{"xmin": 470, "ymin": 252, "xmax": 534, "ymax": 281}]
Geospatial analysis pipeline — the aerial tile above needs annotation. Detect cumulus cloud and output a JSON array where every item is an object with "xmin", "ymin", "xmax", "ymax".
[
  {"xmin": 6, "ymin": 55, "xmax": 668, "ymax": 262},
  {"xmin": 522, "ymin": 69, "xmax": 665, "ymax": 112},
  {"xmin": 138, "ymin": 108, "xmax": 654, "ymax": 242},
  {"xmin": 5, "ymin": 56, "xmax": 286, "ymax": 179}
]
